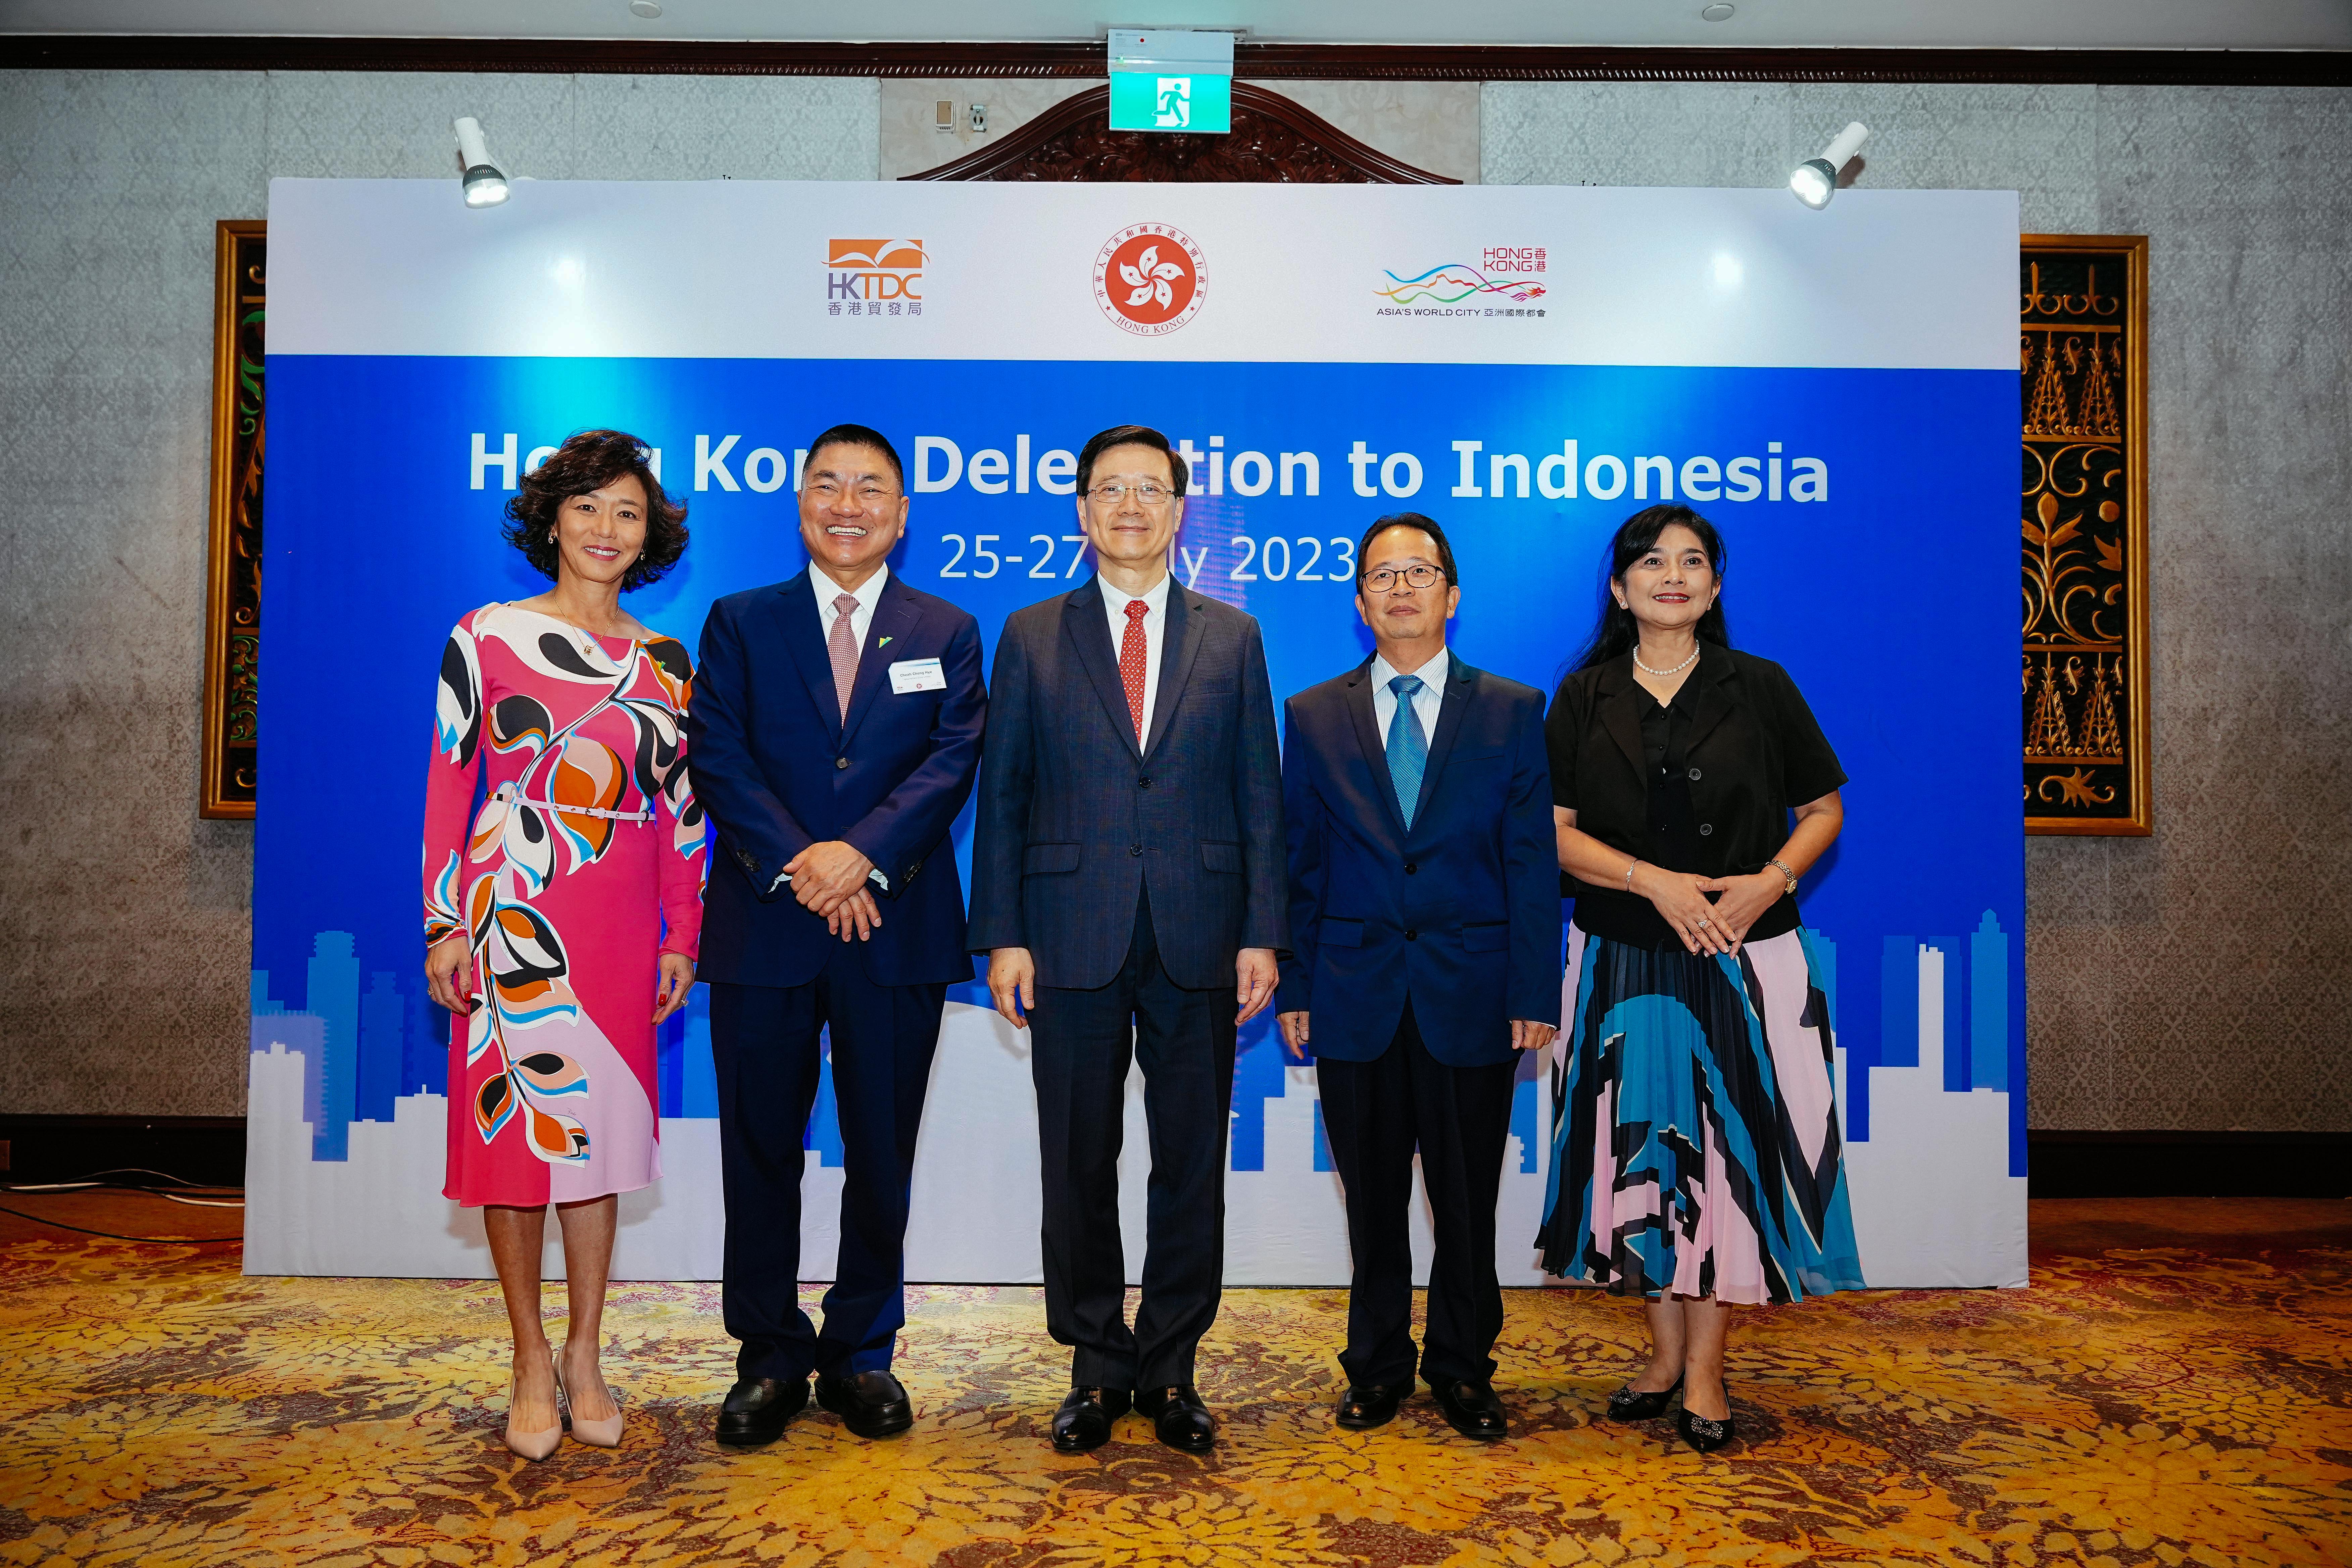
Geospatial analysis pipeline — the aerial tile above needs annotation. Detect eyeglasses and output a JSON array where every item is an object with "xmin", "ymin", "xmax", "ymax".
[
  {"xmin": 1360, "ymin": 564, "xmax": 1445, "ymax": 593},
  {"xmin": 1086, "ymin": 481, "xmax": 1175, "ymax": 506}
]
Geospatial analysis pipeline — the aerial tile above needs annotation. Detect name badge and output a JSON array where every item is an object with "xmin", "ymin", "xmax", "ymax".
[{"xmin": 888, "ymin": 657, "xmax": 947, "ymax": 694}]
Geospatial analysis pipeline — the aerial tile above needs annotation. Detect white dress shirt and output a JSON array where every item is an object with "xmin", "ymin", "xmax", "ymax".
[
  {"xmin": 812, "ymin": 559, "xmax": 890, "ymax": 653},
  {"xmin": 1098, "ymin": 572, "xmax": 1171, "ymax": 745},
  {"xmin": 773, "ymin": 560, "xmax": 895, "ymax": 897},
  {"xmin": 1369, "ymin": 644, "xmax": 1452, "ymax": 754}
]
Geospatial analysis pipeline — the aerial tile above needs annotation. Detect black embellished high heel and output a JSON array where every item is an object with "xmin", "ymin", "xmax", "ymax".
[
  {"xmin": 1605, "ymin": 1374, "xmax": 1683, "ymax": 1422},
  {"xmin": 1676, "ymin": 1396, "xmax": 1735, "ymax": 1453}
]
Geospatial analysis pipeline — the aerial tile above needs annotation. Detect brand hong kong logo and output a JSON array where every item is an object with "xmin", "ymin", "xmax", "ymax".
[
  {"xmin": 1094, "ymin": 224, "xmax": 1206, "ymax": 336},
  {"xmin": 827, "ymin": 238, "xmax": 924, "ymax": 318},
  {"xmin": 1374, "ymin": 246, "xmax": 1549, "ymax": 319}
]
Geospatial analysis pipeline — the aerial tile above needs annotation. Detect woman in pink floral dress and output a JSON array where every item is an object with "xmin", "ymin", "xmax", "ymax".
[{"xmin": 423, "ymin": 429, "xmax": 704, "ymax": 1459}]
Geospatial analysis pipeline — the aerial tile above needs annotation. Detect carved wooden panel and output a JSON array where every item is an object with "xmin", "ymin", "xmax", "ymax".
[
  {"xmin": 202, "ymin": 220, "xmax": 265, "ymax": 819},
  {"xmin": 906, "ymin": 83, "xmax": 1458, "ymax": 184},
  {"xmin": 2021, "ymin": 235, "xmax": 2150, "ymax": 836}
]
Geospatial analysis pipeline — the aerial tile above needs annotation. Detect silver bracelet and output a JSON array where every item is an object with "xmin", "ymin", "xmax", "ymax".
[{"xmin": 1623, "ymin": 859, "xmax": 1641, "ymax": 892}]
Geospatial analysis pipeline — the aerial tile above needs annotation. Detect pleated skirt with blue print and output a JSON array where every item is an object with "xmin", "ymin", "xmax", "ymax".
[{"xmin": 1538, "ymin": 925, "xmax": 1865, "ymax": 1305}]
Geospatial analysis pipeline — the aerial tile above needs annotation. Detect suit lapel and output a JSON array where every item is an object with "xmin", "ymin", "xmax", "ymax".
[
  {"xmin": 1345, "ymin": 659, "xmax": 1410, "ymax": 842},
  {"xmin": 838, "ymin": 577, "xmax": 920, "ymax": 749},
  {"xmin": 1409, "ymin": 653, "xmax": 1479, "ymax": 827},
  {"xmin": 776, "ymin": 573, "xmax": 843, "ymax": 743},
  {"xmin": 1597, "ymin": 656, "xmax": 1648, "ymax": 778},
  {"xmin": 1679, "ymin": 642, "xmax": 1738, "ymax": 754},
  {"xmin": 1061, "ymin": 578, "xmax": 1142, "ymax": 761},
  {"xmin": 1141, "ymin": 586, "xmax": 1208, "ymax": 763}
]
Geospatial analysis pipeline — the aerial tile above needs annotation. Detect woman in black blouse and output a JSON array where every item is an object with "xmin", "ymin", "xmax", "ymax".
[{"xmin": 1537, "ymin": 505, "xmax": 1862, "ymax": 1453}]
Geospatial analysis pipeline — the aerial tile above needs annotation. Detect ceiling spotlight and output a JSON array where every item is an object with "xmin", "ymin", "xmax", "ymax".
[
  {"xmin": 1790, "ymin": 121, "xmax": 1869, "ymax": 209},
  {"xmin": 630, "ymin": 0, "xmax": 663, "ymax": 16},
  {"xmin": 1701, "ymin": 4, "xmax": 1735, "ymax": 19},
  {"xmin": 452, "ymin": 116, "xmax": 509, "ymax": 208}
]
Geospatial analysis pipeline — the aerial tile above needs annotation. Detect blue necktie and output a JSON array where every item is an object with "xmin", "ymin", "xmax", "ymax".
[{"xmin": 1386, "ymin": 673, "xmax": 1427, "ymax": 829}]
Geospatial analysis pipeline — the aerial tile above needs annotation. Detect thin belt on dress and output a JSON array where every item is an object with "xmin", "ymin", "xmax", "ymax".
[{"xmin": 516, "ymin": 796, "xmax": 655, "ymax": 823}]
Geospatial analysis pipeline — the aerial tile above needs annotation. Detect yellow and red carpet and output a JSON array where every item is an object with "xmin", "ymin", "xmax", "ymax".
[{"xmin": 1, "ymin": 1197, "xmax": 2346, "ymax": 1566}]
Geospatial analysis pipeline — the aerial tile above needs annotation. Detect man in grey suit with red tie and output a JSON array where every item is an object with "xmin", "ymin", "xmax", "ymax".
[
  {"xmin": 970, "ymin": 425, "xmax": 1286, "ymax": 1456},
  {"xmin": 686, "ymin": 424, "xmax": 986, "ymax": 1446},
  {"xmin": 1276, "ymin": 512, "xmax": 1560, "ymax": 1441}
]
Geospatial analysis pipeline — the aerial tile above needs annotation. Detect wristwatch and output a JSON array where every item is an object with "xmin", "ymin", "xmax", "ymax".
[{"xmin": 1766, "ymin": 857, "xmax": 1798, "ymax": 896}]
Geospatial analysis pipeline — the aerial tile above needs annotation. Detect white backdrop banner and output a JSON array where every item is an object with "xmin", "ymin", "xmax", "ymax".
[{"xmin": 249, "ymin": 178, "xmax": 2027, "ymax": 1288}]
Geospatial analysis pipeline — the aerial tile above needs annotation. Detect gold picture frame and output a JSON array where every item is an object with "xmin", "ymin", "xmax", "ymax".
[
  {"xmin": 2020, "ymin": 234, "xmax": 2151, "ymax": 835},
  {"xmin": 201, "ymin": 219, "xmax": 265, "ymax": 819}
]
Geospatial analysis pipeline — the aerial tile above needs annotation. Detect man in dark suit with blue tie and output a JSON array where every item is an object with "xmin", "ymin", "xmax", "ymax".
[
  {"xmin": 685, "ymin": 424, "xmax": 987, "ymax": 1446},
  {"xmin": 1276, "ymin": 512, "xmax": 1560, "ymax": 1441},
  {"xmin": 970, "ymin": 425, "xmax": 1285, "ymax": 1456}
]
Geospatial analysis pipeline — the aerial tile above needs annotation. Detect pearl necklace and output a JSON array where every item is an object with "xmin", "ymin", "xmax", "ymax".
[{"xmin": 1633, "ymin": 645, "xmax": 1701, "ymax": 678}]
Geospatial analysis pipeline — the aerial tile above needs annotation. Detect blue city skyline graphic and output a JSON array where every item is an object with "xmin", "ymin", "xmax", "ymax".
[{"xmin": 251, "ymin": 908, "xmax": 2017, "ymax": 1177}]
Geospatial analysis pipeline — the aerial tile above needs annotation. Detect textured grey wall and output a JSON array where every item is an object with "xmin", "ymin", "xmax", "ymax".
[
  {"xmin": 3, "ymin": 72, "xmax": 2343, "ymax": 1129},
  {"xmin": 1487, "ymin": 82, "xmax": 2352, "ymax": 1131},
  {"xmin": 0, "ymin": 70, "xmax": 877, "ymax": 1117}
]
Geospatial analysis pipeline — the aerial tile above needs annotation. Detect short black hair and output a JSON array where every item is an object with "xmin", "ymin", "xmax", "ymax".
[
  {"xmin": 503, "ymin": 429, "xmax": 688, "ymax": 592},
  {"xmin": 1357, "ymin": 511, "xmax": 1458, "ymax": 588},
  {"xmin": 804, "ymin": 423, "xmax": 904, "ymax": 488},
  {"xmin": 1075, "ymin": 425, "xmax": 1189, "ymax": 498}
]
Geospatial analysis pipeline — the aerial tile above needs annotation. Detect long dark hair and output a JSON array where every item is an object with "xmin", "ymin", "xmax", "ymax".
[{"xmin": 1570, "ymin": 505, "xmax": 1731, "ymax": 671}]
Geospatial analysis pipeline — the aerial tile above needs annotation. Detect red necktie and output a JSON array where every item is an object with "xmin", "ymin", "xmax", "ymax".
[{"xmin": 1120, "ymin": 598, "xmax": 1149, "ymax": 743}]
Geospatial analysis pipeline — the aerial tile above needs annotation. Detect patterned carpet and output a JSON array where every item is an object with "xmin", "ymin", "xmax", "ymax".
[{"xmin": 1, "ymin": 1199, "xmax": 2347, "ymax": 1567}]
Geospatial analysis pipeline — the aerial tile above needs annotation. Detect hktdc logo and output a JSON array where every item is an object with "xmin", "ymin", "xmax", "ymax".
[
  {"xmin": 1093, "ymin": 224, "xmax": 1205, "ymax": 336},
  {"xmin": 827, "ymin": 238, "xmax": 925, "ymax": 318}
]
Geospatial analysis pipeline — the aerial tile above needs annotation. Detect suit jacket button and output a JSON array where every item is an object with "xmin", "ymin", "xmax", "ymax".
[
  {"xmin": 1699, "ymin": 823, "xmax": 1714, "ymax": 835},
  {"xmin": 1131, "ymin": 842, "xmax": 1143, "ymax": 856},
  {"xmin": 1405, "ymin": 862, "xmax": 1418, "ymax": 875},
  {"xmin": 1137, "ymin": 776, "xmax": 1152, "ymax": 789},
  {"xmin": 1688, "ymin": 767, "xmax": 1702, "ymax": 781},
  {"xmin": 836, "ymin": 756, "xmax": 850, "ymax": 770},
  {"xmin": 1405, "ymin": 929, "xmax": 1418, "ymax": 941}
]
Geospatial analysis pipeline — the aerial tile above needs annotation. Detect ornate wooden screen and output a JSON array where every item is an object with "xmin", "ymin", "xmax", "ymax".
[
  {"xmin": 201, "ymin": 219, "xmax": 265, "ymax": 819},
  {"xmin": 907, "ymin": 82, "xmax": 1457, "ymax": 184},
  {"xmin": 2020, "ymin": 235, "xmax": 2150, "ymax": 835}
]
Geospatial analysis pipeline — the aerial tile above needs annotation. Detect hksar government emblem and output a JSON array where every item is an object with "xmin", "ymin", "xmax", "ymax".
[{"xmin": 1093, "ymin": 224, "xmax": 1206, "ymax": 336}]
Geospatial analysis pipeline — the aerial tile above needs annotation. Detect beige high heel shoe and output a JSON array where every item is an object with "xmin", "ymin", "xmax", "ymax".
[
  {"xmin": 554, "ymin": 1342, "xmax": 625, "ymax": 1448},
  {"xmin": 502, "ymin": 1354, "xmax": 564, "ymax": 1461}
]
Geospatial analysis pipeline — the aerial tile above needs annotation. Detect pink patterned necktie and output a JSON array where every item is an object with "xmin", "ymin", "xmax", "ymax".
[
  {"xmin": 828, "ymin": 592, "xmax": 860, "ymax": 722},
  {"xmin": 1120, "ymin": 598, "xmax": 1149, "ymax": 743}
]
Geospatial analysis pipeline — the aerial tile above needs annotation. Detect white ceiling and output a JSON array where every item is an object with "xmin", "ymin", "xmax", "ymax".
[{"xmin": 3, "ymin": 0, "xmax": 2348, "ymax": 50}]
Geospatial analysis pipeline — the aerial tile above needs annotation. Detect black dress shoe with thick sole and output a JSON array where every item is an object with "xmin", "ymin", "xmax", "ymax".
[
  {"xmin": 815, "ymin": 1370, "xmax": 915, "ymax": 1439},
  {"xmin": 1051, "ymin": 1386, "xmax": 1133, "ymax": 1453},
  {"xmin": 1606, "ymin": 1375, "xmax": 1684, "ymax": 1422},
  {"xmin": 1334, "ymin": 1383, "xmax": 1405, "ymax": 1430},
  {"xmin": 1136, "ymin": 1385, "xmax": 1217, "ymax": 1454},
  {"xmin": 1428, "ymin": 1378, "xmax": 1509, "ymax": 1440},
  {"xmin": 715, "ymin": 1376, "xmax": 809, "ymax": 1446}
]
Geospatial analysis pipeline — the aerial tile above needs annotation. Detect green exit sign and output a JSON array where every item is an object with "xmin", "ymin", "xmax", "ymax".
[
  {"xmin": 1107, "ymin": 29, "xmax": 1235, "ymax": 134},
  {"xmin": 1109, "ymin": 72, "xmax": 1231, "ymax": 134}
]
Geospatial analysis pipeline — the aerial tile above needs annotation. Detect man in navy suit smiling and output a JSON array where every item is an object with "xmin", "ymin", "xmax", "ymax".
[
  {"xmin": 970, "ymin": 425, "xmax": 1286, "ymax": 1457},
  {"xmin": 1276, "ymin": 512, "xmax": 1559, "ymax": 1442},
  {"xmin": 686, "ymin": 424, "xmax": 986, "ymax": 1447}
]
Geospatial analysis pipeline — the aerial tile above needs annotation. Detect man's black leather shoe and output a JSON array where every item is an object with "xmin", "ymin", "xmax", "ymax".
[
  {"xmin": 1334, "ymin": 1383, "xmax": 1405, "ymax": 1430},
  {"xmin": 715, "ymin": 1376, "xmax": 808, "ymax": 1446},
  {"xmin": 1429, "ymin": 1377, "xmax": 1509, "ymax": 1440},
  {"xmin": 1136, "ymin": 1385, "xmax": 1217, "ymax": 1454},
  {"xmin": 815, "ymin": 1370, "xmax": 915, "ymax": 1438},
  {"xmin": 1051, "ymin": 1386, "xmax": 1132, "ymax": 1453}
]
